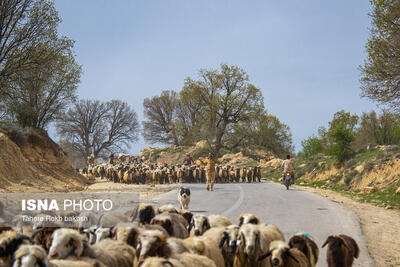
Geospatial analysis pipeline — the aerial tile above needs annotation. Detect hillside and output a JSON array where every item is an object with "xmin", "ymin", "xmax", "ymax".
[
  {"xmin": 138, "ymin": 140, "xmax": 275, "ymax": 167},
  {"xmin": 139, "ymin": 142, "xmax": 400, "ymax": 209},
  {"xmin": 0, "ymin": 124, "xmax": 88, "ymax": 192},
  {"xmin": 263, "ymin": 145, "xmax": 400, "ymax": 209}
]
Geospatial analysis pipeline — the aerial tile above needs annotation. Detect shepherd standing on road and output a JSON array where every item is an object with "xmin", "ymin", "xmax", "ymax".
[{"xmin": 200, "ymin": 152, "xmax": 218, "ymax": 191}]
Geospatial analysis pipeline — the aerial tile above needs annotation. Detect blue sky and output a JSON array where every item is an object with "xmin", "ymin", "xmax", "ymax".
[{"xmin": 53, "ymin": 0, "xmax": 377, "ymax": 154}]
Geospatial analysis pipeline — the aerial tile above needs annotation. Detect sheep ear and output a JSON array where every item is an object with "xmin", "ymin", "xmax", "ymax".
[
  {"xmin": 322, "ymin": 237, "xmax": 330, "ymax": 248},
  {"xmin": 258, "ymin": 251, "xmax": 271, "ymax": 261},
  {"xmin": 249, "ymin": 218, "xmax": 259, "ymax": 224},
  {"xmin": 164, "ymin": 219, "xmax": 173, "ymax": 236},
  {"xmin": 219, "ymin": 232, "xmax": 228, "ymax": 248},
  {"xmin": 238, "ymin": 216, "xmax": 244, "ymax": 226},
  {"xmin": 188, "ymin": 218, "xmax": 194, "ymax": 232},
  {"xmin": 286, "ymin": 250, "xmax": 299, "ymax": 263},
  {"xmin": 72, "ymin": 238, "xmax": 83, "ymax": 257},
  {"xmin": 204, "ymin": 218, "xmax": 210, "ymax": 230}
]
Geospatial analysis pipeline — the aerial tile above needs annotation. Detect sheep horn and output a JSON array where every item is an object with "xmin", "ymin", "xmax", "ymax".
[{"xmin": 258, "ymin": 251, "xmax": 272, "ymax": 261}]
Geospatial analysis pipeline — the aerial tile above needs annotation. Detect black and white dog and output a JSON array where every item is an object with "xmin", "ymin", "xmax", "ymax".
[{"xmin": 178, "ymin": 186, "xmax": 191, "ymax": 210}]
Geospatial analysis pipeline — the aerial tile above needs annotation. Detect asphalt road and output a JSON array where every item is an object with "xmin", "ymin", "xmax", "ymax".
[{"xmin": 151, "ymin": 182, "xmax": 374, "ymax": 267}]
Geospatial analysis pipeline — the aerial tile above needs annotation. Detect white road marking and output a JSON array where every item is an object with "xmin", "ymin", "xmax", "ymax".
[{"xmin": 221, "ymin": 184, "xmax": 244, "ymax": 217}]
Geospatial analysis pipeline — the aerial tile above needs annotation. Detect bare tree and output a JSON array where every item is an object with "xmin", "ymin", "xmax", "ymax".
[
  {"xmin": 56, "ymin": 99, "xmax": 139, "ymax": 160},
  {"xmin": 142, "ymin": 90, "xmax": 180, "ymax": 145}
]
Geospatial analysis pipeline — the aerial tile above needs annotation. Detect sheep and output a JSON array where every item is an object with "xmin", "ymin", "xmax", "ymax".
[
  {"xmin": 140, "ymin": 253, "xmax": 217, "ymax": 267},
  {"xmin": 119, "ymin": 226, "xmax": 189, "ymax": 265},
  {"xmin": 238, "ymin": 214, "xmax": 260, "ymax": 226},
  {"xmin": 218, "ymin": 225, "xmax": 241, "ymax": 266},
  {"xmin": 234, "ymin": 224, "xmax": 267, "ymax": 267},
  {"xmin": 12, "ymin": 244, "xmax": 107, "ymax": 267},
  {"xmin": 235, "ymin": 224, "xmax": 285, "ymax": 267},
  {"xmin": 158, "ymin": 204, "xmax": 179, "ymax": 214},
  {"xmin": 322, "ymin": 234, "xmax": 359, "ymax": 267},
  {"xmin": 150, "ymin": 213, "xmax": 189, "ymax": 238},
  {"xmin": 0, "ymin": 230, "xmax": 32, "ymax": 266},
  {"xmin": 189, "ymin": 215, "xmax": 231, "ymax": 236},
  {"xmin": 258, "ymin": 240, "xmax": 310, "ymax": 267},
  {"xmin": 288, "ymin": 233, "xmax": 319, "ymax": 267},
  {"xmin": 32, "ymin": 227, "xmax": 59, "ymax": 252},
  {"xmin": 138, "ymin": 204, "xmax": 158, "ymax": 225},
  {"xmin": 97, "ymin": 211, "xmax": 130, "ymax": 227},
  {"xmin": 94, "ymin": 227, "xmax": 114, "ymax": 243},
  {"xmin": 157, "ymin": 205, "xmax": 193, "ymax": 225},
  {"xmin": 48, "ymin": 228, "xmax": 136, "ymax": 267},
  {"xmin": 184, "ymin": 231, "xmax": 225, "ymax": 267}
]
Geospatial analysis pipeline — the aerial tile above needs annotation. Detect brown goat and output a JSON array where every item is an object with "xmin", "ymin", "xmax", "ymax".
[
  {"xmin": 288, "ymin": 234, "xmax": 319, "ymax": 267},
  {"xmin": 322, "ymin": 234, "xmax": 359, "ymax": 267}
]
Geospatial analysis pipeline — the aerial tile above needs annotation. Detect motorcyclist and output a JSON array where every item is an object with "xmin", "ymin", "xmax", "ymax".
[{"xmin": 281, "ymin": 155, "xmax": 295, "ymax": 185}]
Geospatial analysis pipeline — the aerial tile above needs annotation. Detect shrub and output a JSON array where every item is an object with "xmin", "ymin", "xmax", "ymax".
[
  {"xmin": 301, "ymin": 136, "xmax": 325, "ymax": 158},
  {"xmin": 345, "ymin": 159, "xmax": 357, "ymax": 169}
]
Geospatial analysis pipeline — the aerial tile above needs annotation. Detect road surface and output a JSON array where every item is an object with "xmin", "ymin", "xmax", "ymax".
[{"xmin": 151, "ymin": 182, "xmax": 374, "ymax": 267}]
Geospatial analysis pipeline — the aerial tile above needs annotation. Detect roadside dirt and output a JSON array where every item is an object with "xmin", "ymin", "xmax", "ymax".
[
  {"xmin": 298, "ymin": 185, "xmax": 400, "ymax": 267},
  {"xmin": 84, "ymin": 178, "xmax": 178, "ymax": 203}
]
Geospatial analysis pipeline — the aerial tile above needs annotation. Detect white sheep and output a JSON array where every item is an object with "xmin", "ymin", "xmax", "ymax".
[
  {"xmin": 140, "ymin": 253, "xmax": 217, "ymax": 267},
  {"xmin": 12, "ymin": 244, "xmax": 106, "ymax": 267},
  {"xmin": 48, "ymin": 228, "xmax": 136, "ymax": 267},
  {"xmin": 258, "ymin": 240, "xmax": 310, "ymax": 267}
]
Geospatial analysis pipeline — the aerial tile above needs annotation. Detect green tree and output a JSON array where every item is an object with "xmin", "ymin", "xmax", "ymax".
[
  {"xmin": 301, "ymin": 136, "xmax": 325, "ymax": 158},
  {"xmin": 354, "ymin": 111, "xmax": 379, "ymax": 149},
  {"xmin": 360, "ymin": 0, "xmax": 400, "ymax": 108},
  {"xmin": 329, "ymin": 126, "xmax": 355, "ymax": 164},
  {"xmin": 0, "ymin": 0, "xmax": 81, "ymax": 129},
  {"xmin": 2, "ymin": 42, "xmax": 81, "ymax": 128},
  {"xmin": 238, "ymin": 113, "xmax": 293, "ymax": 157},
  {"xmin": 326, "ymin": 110, "xmax": 358, "ymax": 163},
  {"xmin": 0, "ymin": 0, "xmax": 61, "ymax": 89},
  {"xmin": 182, "ymin": 64, "xmax": 264, "ymax": 155}
]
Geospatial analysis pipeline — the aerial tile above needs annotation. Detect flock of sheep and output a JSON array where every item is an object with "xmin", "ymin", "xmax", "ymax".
[
  {"xmin": 0, "ymin": 203, "xmax": 360, "ymax": 267},
  {"xmin": 83, "ymin": 161, "xmax": 262, "ymax": 184}
]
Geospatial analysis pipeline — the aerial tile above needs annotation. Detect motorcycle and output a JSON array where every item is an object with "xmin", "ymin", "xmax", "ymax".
[{"xmin": 283, "ymin": 172, "xmax": 292, "ymax": 190}]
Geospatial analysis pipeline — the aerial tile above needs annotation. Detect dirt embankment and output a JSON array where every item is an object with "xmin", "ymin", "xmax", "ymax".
[
  {"xmin": 299, "ymin": 186, "xmax": 400, "ymax": 267},
  {"xmin": 139, "ymin": 140, "xmax": 274, "ymax": 167},
  {"xmin": 0, "ymin": 129, "xmax": 88, "ymax": 192}
]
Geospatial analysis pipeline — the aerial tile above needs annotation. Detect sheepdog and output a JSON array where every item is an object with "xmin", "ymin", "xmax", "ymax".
[{"xmin": 178, "ymin": 186, "xmax": 191, "ymax": 210}]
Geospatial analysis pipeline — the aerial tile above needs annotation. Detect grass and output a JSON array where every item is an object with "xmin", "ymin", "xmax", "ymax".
[
  {"xmin": 352, "ymin": 183, "xmax": 400, "ymax": 209},
  {"xmin": 261, "ymin": 167, "xmax": 282, "ymax": 180},
  {"xmin": 353, "ymin": 148, "xmax": 381, "ymax": 163},
  {"xmin": 238, "ymin": 161, "xmax": 259, "ymax": 168},
  {"xmin": 294, "ymin": 178, "xmax": 400, "ymax": 209}
]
